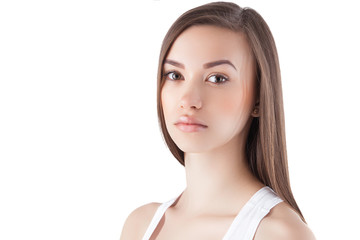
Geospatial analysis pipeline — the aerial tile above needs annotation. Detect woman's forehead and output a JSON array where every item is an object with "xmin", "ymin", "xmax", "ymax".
[{"xmin": 165, "ymin": 25, "xmax": 254, "ymax": 68}]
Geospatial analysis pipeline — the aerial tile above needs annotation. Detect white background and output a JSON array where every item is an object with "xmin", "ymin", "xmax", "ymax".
[{"xmin": 0, "ymin": 0, "xmax": 359, "ymax": 239}]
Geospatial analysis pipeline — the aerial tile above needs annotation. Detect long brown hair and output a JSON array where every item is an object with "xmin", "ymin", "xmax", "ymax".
[{"xmin": 156, "ymin": 1, "xmax": 306, "ymax": 223}]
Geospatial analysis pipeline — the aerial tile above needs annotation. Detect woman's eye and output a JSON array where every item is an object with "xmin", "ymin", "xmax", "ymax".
[
  {"xmin": 164, "ymin": 71, "xmax": 183, "ymax": 80},
  {"xmin": 208, "ymin": 74, "xmax": 228, "ymax": 84}
]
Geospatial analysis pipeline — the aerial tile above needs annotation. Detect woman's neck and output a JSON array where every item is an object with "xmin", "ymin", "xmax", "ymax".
[{"xmin": 174, "ymin": 136, "xmax": 264, "ymax": 217}]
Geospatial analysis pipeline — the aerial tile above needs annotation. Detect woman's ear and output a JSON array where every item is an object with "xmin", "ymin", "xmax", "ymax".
[{"xmin": 251, "ymin": 101, "xmax": 260, "ymax": 117}]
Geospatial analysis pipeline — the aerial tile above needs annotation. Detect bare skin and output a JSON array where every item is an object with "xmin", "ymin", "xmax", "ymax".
[{"xmin": 120, "ymin": 25, "xmax": 315, "ymax": 240}]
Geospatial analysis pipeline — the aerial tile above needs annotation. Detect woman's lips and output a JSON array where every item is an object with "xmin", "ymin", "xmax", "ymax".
[
  {"xmin": 175, "ymin": 123, "xmax": 208, "ymax": 133},
  {"xmin": 174, "ymin": 115, "xmax": 208, "ymax": 132},
  {"xmin": 175, "ymin": 115, "xmax": 207, "ymax": 126}
]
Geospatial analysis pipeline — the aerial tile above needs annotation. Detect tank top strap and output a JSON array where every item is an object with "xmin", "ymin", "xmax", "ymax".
[
  {"xmin": 141, "ymin": 187, "xmax": 283, "ymax": 240},
  {"xmin": 222, "ymin": 186, "xmax": 283, "ymax": 240},
  {"xmin": 141, "ymin": 196, "xmax": 177, "ymax": 240}
]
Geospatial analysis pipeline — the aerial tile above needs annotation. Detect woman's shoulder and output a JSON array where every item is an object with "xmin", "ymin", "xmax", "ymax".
[
  {"xmin": 254, "ymin": 201, "xmax": 316, "ymax": 240},
  {"xmin": 120, "ymin": 202, "xmax": 162, "ymax": 240}
]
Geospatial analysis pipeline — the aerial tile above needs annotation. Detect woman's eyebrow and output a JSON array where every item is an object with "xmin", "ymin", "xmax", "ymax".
[
  {"xmin": 203, "ymin": 60, "xmax": 237, "ymax": 70},
  {"xmin": 164, "ymin": 59, "xmax": 237, "ymax": 71},
  {"xmin": 164, "ymin": 59, "xmax": 185, "ymax": 69}
]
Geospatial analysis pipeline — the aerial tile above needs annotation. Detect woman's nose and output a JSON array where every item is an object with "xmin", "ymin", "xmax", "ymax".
[{"xmin": 179, "ymin": 82, "xmax": 203, "ymax": 110}]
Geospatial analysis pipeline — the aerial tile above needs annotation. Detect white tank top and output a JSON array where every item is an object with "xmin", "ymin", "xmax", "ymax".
[{"xmin": 141, "ymin": 186, "xmax": 283, "ymax": 240}]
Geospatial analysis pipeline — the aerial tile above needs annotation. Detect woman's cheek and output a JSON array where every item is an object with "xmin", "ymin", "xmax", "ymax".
[
  {"xmin": 161, "ymin": 88, "xmax": 173, "ymax": 118},
  {"xmin": 216, "ymin": 91, "xmax": 248, "ymax": 116},
  {"xmin": 216, "ymin": 92, "xmax": 253, "ymax": 134}
]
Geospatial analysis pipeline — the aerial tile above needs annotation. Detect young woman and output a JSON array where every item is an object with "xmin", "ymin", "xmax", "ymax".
[{"xmin": 121, "ymin": 2, "xmax": 315, "ymax": 240}]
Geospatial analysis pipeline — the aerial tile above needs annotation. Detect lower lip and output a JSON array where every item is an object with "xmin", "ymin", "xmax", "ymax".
[{"xmin": 175, "ymin": 123, "xmax": 208, "ymax": 132}]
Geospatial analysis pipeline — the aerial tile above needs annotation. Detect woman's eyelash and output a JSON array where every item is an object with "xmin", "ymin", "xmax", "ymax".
[{"xmin": 163, "ymin": 71, "xmax": 229, "ymax": 84}]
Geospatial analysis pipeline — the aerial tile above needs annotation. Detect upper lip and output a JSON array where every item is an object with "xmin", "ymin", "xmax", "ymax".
[{"xmin": 175, "ymin": 115, "xmax": 208, "ymax": 127}]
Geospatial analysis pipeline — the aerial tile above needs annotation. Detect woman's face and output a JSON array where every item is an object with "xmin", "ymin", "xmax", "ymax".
[{"xmin": 161, "ymin": 25, "xmax": 258, "ymax": 153}]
